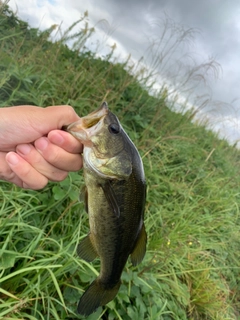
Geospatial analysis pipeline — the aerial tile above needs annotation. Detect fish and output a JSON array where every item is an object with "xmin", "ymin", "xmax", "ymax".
[{"xmin": 64, "ymin": 102, "xmax": 147, "ymax": 316}]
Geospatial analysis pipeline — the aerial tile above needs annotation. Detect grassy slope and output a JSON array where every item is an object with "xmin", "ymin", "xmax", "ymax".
[{"xmin": 0, "ymin": 5, "xmax": 240, "ymax": 320}]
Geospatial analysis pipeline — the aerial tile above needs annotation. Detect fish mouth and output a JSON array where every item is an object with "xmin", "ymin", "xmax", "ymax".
[{"xmin": 63, "ymin": 102, "xmax": 108, "ymax": 143}]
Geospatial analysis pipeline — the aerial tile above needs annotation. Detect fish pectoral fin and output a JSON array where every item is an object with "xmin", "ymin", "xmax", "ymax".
[
  {"xmin": 130, "ymin": 223, "xmax": 147, "ymax": 266},
  {"xmin": 77, "ymin": 279, "xmax": 121, "ymax": 316},
  {"xmin": 77, "ymin": 234, "xmax": 98, "ymax": 262},
  {"xmin": 79, "ymin": 185, "xmax": 88, "ymax": 213},
  {"xmin": 101, "ymin": 181, "xmax": 120, "ymax": 218}
]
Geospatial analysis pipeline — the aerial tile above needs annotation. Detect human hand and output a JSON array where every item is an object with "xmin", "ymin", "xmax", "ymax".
[{"xmin": 0, "ymin": 105, "xmax": 83, "ymax": 189}]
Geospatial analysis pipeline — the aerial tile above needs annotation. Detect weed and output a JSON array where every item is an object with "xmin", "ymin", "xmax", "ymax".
[{"xmin": 0, "ymin": 3, "xmax": 240, "ymax": 319}]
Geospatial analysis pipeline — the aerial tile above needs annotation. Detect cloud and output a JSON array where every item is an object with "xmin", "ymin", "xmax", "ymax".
[{"xmin": 7, "ymin": 0, "xmax": 240, "ymax": 146}]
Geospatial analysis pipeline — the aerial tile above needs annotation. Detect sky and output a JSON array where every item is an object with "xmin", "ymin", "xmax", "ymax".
[{"xmin": 8, "ymin": 0, "xmax": 240, "ymax": 146}]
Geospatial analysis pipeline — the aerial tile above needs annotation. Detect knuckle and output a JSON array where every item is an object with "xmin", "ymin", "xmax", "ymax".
[
  {"xmin": 46, "ymin": 151, "xmax": 61, "ymax": 165},
  {"xmin": 23, "ymin": 172, "xmax": 48, "ymax": 190},
  {"xmin": 23, "ymin": 180, "xmax": 48, "ymax": 190},
  {"xmin": 0, "ymin": 168, "xmax": 14, "ymax": 182},
  {"xmin": 51, "ymin": 171, "xmax": 68, "ymax": 182},
  {"xmin": 64, "ymin": 105, "xmax": 78, "ymax": 120},
  {"xmin": 72, "ymin": 156, "xmax": 83, "ymax": 171}
]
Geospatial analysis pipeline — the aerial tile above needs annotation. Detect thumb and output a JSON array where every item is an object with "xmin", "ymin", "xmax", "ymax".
[
  {"xmin": 39, "ymin": 105, "xmax": 80, "ymax": 133},
  {"xmin": 0, "ymin": 105, "xmax": 81, "ymax": 151}
]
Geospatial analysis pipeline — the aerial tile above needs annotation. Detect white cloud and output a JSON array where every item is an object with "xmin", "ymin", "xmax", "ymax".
[{"xmin": 8, "ymin": 0, "xmax": 129, "ymax": 57}]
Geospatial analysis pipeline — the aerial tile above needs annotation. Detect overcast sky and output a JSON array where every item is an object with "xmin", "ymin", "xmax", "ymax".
[{"xmin": 8, "ymin": 0, "xmax": 240, "ymax": 146}]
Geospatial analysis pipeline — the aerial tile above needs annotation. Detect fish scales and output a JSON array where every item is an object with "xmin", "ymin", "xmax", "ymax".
[{"xmin": 86, "ymin": 153, "xmax": 145, "ymax": 283}]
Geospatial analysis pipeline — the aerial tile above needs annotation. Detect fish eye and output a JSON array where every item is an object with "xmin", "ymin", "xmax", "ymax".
[{"xmin": 108, "ymin": 123, "xmax": 120, "ymax": 135}]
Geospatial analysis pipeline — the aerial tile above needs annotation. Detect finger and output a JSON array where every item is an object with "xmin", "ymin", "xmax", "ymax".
[
  {"xmin": 34, "ymin": 136, "xmax": 83, "ymax": 172},
  {"xmin": 0, "ymin": 152, "xmax": 15, "ymax": 182},
  {"xmin": 16, "ymin": 144, "xmax": 68, "ymax": 181},
  {"xmin": 5, "ymin": 152, "xmax": 48, "ymax": 190},
  {"xmin": 48, "ymin": 130, "xmax": 83, "ymax": 154},
  {"xmin": 0, "ymin": 151, "xmax": 26, "ymax": 188}
]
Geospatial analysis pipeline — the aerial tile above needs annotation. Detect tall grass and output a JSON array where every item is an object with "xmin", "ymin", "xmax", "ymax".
[{"xmin": 0, "ymin": 3, "xmax": 240, "ymax": 319}]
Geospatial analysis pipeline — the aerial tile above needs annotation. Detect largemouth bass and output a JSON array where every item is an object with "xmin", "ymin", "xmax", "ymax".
[{"xmin": 64, "ymin": 102, "xmax": 147, "ymax": 316}]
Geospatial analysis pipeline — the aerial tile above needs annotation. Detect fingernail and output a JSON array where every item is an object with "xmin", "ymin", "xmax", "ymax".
[
  {"xmin": 7, "ymin": 153, "xmax": 19, "ymax": 165},
  {"xmin": 35, "ymin": 137, "xmax": 49, "ymax": 151},
  {"xmin": 17, "ymin": 144, "xmax": 31, "ymax": 155}
]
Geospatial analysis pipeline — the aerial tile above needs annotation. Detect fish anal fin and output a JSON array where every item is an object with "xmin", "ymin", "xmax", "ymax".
[
  {"xmin": 101, "ymin": 181, "xmax": 120, "ymax": 218},
  {"xmin": 77, "ymin": 279, "xmax": 121, "ymax": 316},
  {"xmin": 131, "ymin": 223, "xmax": 147, "ymax": 266},
  {"xmin": 77, "ymin": 234, "xmax": 98, "ymax": 262}
]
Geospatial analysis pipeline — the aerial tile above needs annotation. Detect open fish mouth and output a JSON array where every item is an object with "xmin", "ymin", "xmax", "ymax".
[
  {"xmin": 77, "ymin": 102, "xmax": 108, "ymax": 129},
  {"xmin": 63, "ymin": 102, "xmax": 109, "ymax": 142}
]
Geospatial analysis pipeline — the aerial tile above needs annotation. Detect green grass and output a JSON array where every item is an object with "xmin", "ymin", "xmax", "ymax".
[{"xmin": 0, "ymin": 3, "xmax": 240, "ymax": 319}]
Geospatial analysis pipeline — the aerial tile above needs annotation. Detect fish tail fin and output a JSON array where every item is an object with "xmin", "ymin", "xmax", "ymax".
[{"xmin": 77, "ymin": 278, "xmax": 121, "ymax": 316}]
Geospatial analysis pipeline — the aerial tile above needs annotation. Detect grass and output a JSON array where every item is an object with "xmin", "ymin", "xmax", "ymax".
[{"xmin": 0, "ymin": 3, "xmax": 240, "ymax": 319}]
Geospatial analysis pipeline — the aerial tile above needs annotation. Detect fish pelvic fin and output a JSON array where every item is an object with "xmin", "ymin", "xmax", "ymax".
[
  {"xmin": 77, "ymin": 234, "xmax": 98, "ymax": 262},
  {"xmin": 131, "ymin": 223, "xmax": 147, "ymax": 266},
  {"xmin": 77, "ymin": 279, "xmax": 121, "ymax": 316}
]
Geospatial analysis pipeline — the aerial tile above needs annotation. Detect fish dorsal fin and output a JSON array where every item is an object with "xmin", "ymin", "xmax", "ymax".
[
  {"xmin": 77, "ymin": 234, "xmax": 98, "ymax": 262},
  {"xmin": 130, "ymin": 223, "xmax": 147, "ymax": 266},
  {"xmin": 101, "ymin": 181, "xmax": 120, "ymax": 218}
]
